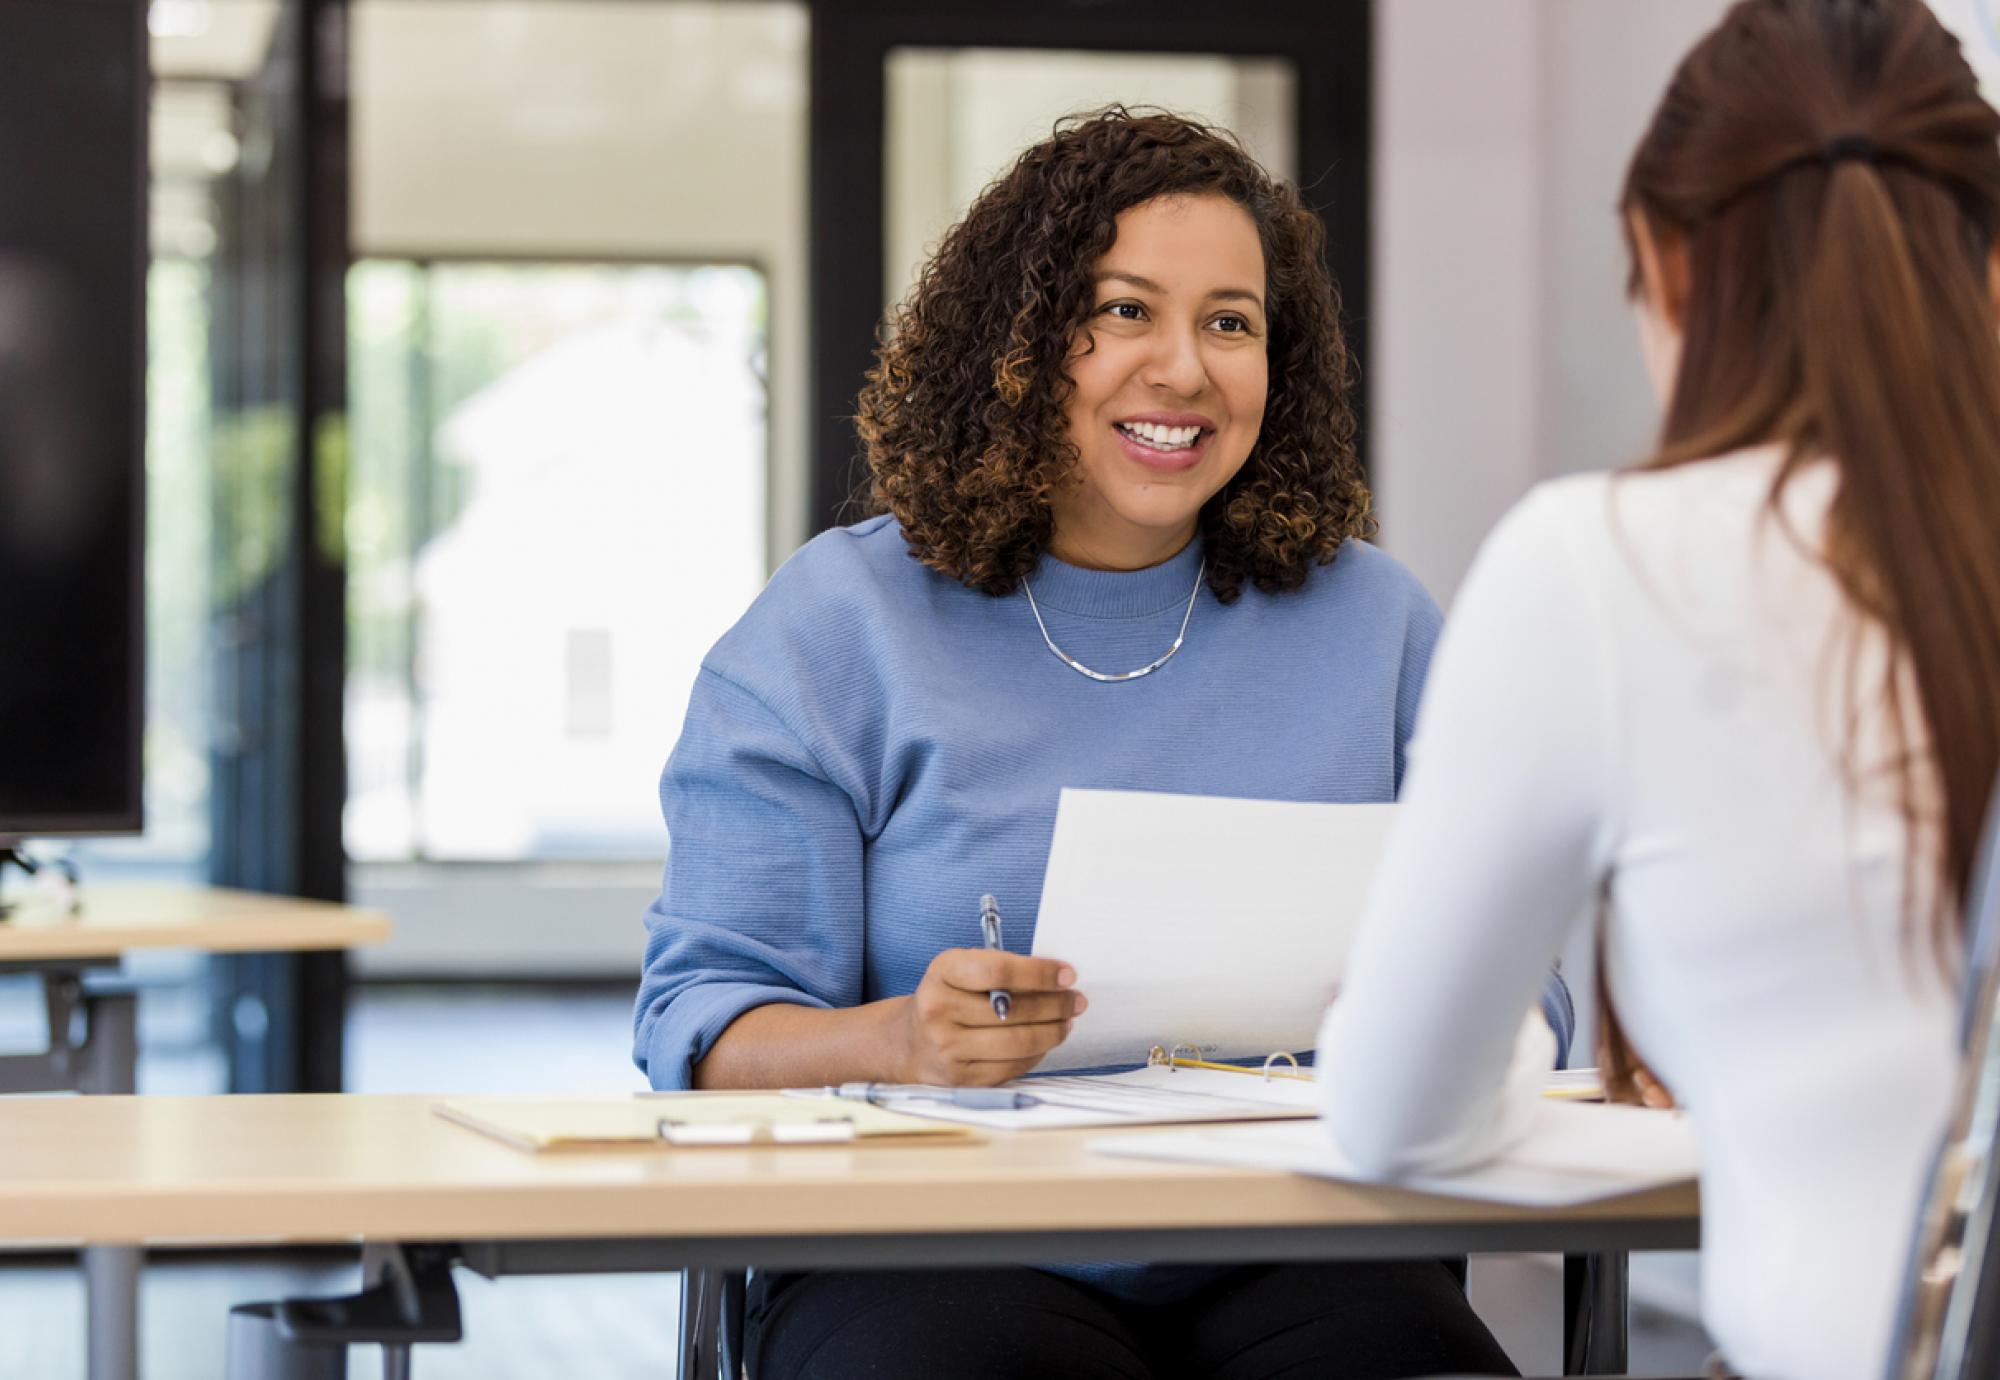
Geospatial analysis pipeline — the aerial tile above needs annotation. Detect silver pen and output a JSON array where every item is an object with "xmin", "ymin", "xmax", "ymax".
[
  {"xmin": 831, "ymin": 1082, "xmax": 1040, "ymax": 1110},
  {"xmin": 980, "ymin": 893, "xmax": 1011, "ymax": 1020}
]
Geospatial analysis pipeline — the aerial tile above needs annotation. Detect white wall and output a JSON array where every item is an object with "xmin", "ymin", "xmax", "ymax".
[
  {"xmin": 1371, "ymin": 2, "xmax": 1551, "ymax": 607},
  {"xmin": 1371, "ymin": 0, "xmax": 1731, "ymax": 607},
  {"xmin": 1373, "ymin": 0, "xmax": 2000, "ymax": 606},
  {"xmin": 1930, "ymin": 0, "xmax": 2000, "ymax": 95}
]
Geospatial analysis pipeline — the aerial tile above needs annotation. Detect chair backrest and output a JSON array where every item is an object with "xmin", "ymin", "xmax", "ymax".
[
  {"xmin": 1884, "ymin": 768, "xmax": 2000, "ymax": 1380},
  {"xmin": 679, "ymin": 1268, "xmax": 746, "ymax": 1379}
]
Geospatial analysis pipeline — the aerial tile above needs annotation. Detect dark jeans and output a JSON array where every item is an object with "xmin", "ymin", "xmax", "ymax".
[{"xmin": 744, "ymin": 1261, "xmax": 1519, "ymax": 1379}]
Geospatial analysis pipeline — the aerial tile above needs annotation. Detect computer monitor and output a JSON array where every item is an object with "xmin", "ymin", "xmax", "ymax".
[{"xmin": 0, "ymin": 0, "xmax": 147, "ymax": 840}]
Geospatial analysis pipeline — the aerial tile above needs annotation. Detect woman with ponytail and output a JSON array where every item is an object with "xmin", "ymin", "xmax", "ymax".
[{"xmin": 1317, "ymin": 2, "xmax": 2000, "ymax": 1376}]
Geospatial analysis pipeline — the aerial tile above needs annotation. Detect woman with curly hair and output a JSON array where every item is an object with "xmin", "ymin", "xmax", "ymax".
[{"xmin": 633, "ymin": 109, "xmax": 1549, "ymax": 1377}]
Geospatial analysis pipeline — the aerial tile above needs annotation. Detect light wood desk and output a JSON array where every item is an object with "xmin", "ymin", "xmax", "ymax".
[
  {"xmin": 0, "ymin": 885, "xmax": 389, "ymax": 1380},
  {"xmin": 0, "ymin": 883, "xmax": 391, "ymax": 1103},
  {"xmin": 0, "ymin": 885, "xmax": 391, "ymax": 964},
  {"xmin": 0, "ymin": 1095, "xmax": 1700, "ymax": 1375}
]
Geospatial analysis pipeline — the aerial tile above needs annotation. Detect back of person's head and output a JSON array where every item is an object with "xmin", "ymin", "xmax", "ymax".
[{"xmin": 1623, "ymin": 0, "xmax": 2000, "ymax": 946}]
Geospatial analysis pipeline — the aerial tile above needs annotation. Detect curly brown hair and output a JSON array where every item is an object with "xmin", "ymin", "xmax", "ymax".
[{"xmin": 856, "ymin": 107, "xmax": 1373, "ymax": 603}]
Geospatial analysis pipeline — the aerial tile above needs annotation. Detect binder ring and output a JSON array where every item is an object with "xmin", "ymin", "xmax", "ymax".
[
  {"xmin": 1261, "ymin": 1052, "xmax": 1301, "ymax": 1082},
  {"xmin": 1147, "ymin": 1043, "xmax": 1209, "ymax": 1071}
]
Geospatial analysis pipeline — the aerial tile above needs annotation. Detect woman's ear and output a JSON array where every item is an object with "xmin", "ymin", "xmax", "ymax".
[
  {"xmin": 1627, "ymin": 209, "xmax": 1687, "ymax": 409},
  {"xmin": 1627, "ymin": 209, "xmax": 1690, "ymax": 332}
]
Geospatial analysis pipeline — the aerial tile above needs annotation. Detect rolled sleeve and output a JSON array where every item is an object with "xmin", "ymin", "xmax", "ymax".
[
  {"xmin": 632, "ymin": 668, "xmax": 866, "ymax": 1090},
  {"xmin": 641, "ymin": 979, "xmax": 829, "ymax": 1092},
  {"xmin": 1540, "ymin": 968, "xmax": 1576, "ymax": 1069}
]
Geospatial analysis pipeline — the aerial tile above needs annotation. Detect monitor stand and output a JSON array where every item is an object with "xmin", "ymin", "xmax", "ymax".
[{"xmin": 0, "ymin": 844, "xmax": 80, "ymax": 921}]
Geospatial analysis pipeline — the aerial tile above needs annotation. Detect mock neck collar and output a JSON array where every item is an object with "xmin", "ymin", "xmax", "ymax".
[{"xmin": 1020, "ymin": 537, "xmax": 1206, "ymax": 618}]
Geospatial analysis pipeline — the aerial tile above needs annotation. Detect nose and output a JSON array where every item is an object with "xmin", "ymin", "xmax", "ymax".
[{"xmin": 1140, "ymin": 321, "xmax": 1208, "ymax": 399}]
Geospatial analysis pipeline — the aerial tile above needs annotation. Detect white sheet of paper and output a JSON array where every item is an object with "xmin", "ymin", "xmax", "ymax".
[
  {"xmin": 870, "ymin": 1064, "xmax": 1322, "ymax": 1132},
  {"xmin": 1089, "ymin": 1102, "xmax": 1701, "ymax": 1207},
  {"xmin": 876, "ymin": 1067, "xmax": 1591, "ymax": 1134},
  {"xmin": 1029, "ymin": 789, "xmax": 1397, "ymax": 1071}
]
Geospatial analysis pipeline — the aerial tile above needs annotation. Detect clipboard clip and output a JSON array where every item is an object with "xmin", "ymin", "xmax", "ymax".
[{"xmin": 655, "ymin": 1117, "xmax": 859, "ymax": 1146}]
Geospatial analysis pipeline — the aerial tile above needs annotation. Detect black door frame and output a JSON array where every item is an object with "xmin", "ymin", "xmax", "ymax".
[
  {"xmin": 807, "ymin": 0, "xmax": 1373, "ymax": 533},
  {"xmin": 208, "ymin": 0, "xmax": 351, "ymax": 1094}
]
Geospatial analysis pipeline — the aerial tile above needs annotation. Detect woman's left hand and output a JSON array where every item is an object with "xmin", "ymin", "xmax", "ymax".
[{"xmin": 1630, "ymin": 1062, "xmax": 1676, "ymax": 1109}]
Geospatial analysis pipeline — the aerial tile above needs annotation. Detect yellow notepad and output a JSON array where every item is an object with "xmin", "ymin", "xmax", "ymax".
[{"xmin": 435, "ymin": 1094, "xmax": 980, "ymax": 1150}]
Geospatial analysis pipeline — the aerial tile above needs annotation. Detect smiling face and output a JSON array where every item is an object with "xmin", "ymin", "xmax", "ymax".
[{"xmin": 1051, "ymin": 193, "xmax": 1270, "ymax": 570}]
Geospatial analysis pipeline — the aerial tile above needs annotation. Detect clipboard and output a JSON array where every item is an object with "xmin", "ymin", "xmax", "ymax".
[{"xmin": 435, "ymin": 1094, "xmax": 981, "ymax": 1151}]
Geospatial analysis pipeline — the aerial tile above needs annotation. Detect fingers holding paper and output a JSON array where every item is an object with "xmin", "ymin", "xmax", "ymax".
[{"xmin": 897, "ymin": 948, "xmax": 1088, "ymax": 1085}]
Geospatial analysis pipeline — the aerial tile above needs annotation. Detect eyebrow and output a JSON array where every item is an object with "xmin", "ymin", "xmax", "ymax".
[{"xmin": 1097, "ymin": 270, "xmax": 1264, "ymax": 309}]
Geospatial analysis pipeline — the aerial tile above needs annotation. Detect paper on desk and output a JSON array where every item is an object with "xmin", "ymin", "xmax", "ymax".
[
  {"xmin": 889, "ymin": 1067, "xmax": 1595, "ymax": 1133},
  {"xmin": 879, "ymin": 1064, "xmax": 1323, "ymax": 1132},
  {"xmin": 1089, "ymin": 1101, "xmax": 1700, "ymax": 1207},
  {"xmin": 1030, "ymin": 789, "xmax": 1396, "ymax": 1072}
]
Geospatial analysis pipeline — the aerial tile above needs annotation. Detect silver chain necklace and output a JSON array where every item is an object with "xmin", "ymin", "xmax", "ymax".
[{"xmin": 1021, "ymin": 557, "xmax": 1206, "ymax": 683}]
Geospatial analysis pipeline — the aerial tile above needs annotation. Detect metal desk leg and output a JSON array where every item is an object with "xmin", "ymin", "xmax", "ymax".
[
  {"xmin": 81, "ymin": 989, "xmax": 140, "ymax": 1380},
  {"xmin": 1563, "ymin": 1250, "xmax": 1630, "ymax": 1375},
  {"xmin": 86, "ymin": 1245, "xmax": 141, "ymax": 1380}
]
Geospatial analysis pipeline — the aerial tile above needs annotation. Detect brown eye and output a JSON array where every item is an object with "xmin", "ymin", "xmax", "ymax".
[{"xmin": 1101, "ymin": 301, "xmax": 1146, "ymax": 321}]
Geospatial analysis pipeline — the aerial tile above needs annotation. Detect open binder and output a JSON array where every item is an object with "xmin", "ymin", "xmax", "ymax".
[
  {"xmin": 853, "ymin": 1044, "xmax": 1322, "ymax": 1133},
  {"xmin": 880, "ymin": 1046, "xmax": 1604, "ymax": 1132},
  {"xmin": 1136, "ymin": 1045, "xmax": 1602, "ymax": 1099}
]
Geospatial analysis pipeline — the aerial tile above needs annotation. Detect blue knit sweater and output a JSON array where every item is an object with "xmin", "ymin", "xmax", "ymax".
[{"xmin": 631, "ymin": 515, "xmax": 1572, "ymax": 1293}]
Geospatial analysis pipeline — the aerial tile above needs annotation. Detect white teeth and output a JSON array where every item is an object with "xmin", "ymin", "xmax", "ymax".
[{"xmin": 1118, "ymin": 422, "xmax": 1202, "ymax": 451}]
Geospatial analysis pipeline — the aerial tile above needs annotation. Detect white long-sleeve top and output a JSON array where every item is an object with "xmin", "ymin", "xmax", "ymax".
[{"xmin": 1318, "ymin": 447, "xmax": 1959, "ymax": 1380}]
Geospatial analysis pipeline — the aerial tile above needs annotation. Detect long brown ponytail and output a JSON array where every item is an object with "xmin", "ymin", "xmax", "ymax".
[{"xmin": 1602, "ymin": 0, "xmax": 2000, "ymax": 1096}]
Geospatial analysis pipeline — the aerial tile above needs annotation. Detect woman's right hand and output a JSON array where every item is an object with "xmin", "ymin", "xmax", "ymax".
[{"xmin": 894, "ymin": 949, "xmax": 1086, "ymax": 1086}]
